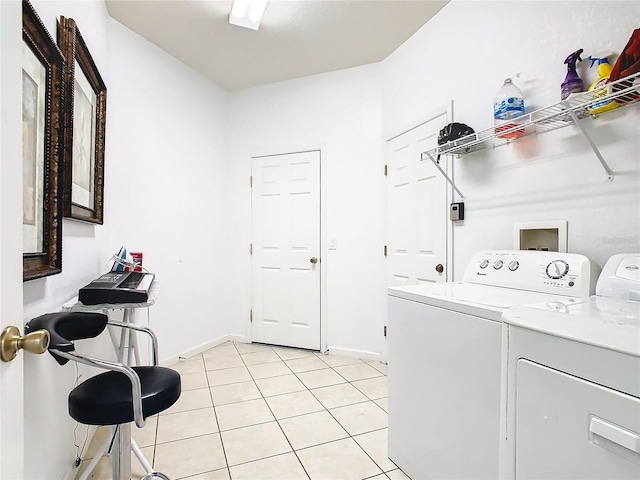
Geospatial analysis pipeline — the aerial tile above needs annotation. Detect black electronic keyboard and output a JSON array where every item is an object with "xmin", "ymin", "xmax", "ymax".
[{"xmin": 78, "ymin": 271, "xmax": 155, "ymax": 305}]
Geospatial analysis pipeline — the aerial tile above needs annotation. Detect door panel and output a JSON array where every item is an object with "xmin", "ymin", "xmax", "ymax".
[
  {"xmin": 251, "ymin": 151, "xmax": 320, "ymax": 350},
  {"xmin": 386, "ymin": 111, "xmax": 449, "ymax": 287},
  {"xmin": 1, "ymin": 1, "xmax": 26, "ymax": 476}
]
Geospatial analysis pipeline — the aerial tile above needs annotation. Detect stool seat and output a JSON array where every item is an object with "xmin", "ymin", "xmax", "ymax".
[{"xmin": 69, "ymin": 366, "xmax": 181, "ymax": 426}]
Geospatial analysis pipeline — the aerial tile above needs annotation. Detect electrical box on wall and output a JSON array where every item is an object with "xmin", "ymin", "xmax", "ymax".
[
  {"xmin": 514, "ymin": 221, "xmax": 567, "ymax": 252},
  {"xmin": 450, "ymin": 202, "xmax": 464, "ymax": 221}
]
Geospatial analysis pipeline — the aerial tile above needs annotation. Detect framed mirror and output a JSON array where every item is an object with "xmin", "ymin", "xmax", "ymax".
[
  {"xmin": 57, "ymin": 16, "xmax": 106, "ymax": 224},
  {"xmin": 22, "ymin": 0, "xmax": 64, "ymax": 281}
]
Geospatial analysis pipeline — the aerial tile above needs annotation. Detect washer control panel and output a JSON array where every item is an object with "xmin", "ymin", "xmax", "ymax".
[{"xmin": 463, "ymin": 250, "xmax": 593, "ymax": 297}]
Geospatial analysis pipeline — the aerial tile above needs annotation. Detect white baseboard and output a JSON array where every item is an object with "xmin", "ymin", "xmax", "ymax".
[
  {"xmin": 323, "ymin": 345, "xmax": 381, "ymax": 362},
  {"xmin": 160, "ymin": 334, "xmax": 233, "ymax": 367},
  {"xmin": 228, "ymin": 333, "xmax": 248, "ymax": 344},
  {"xmin": 62, "ymin": 461, "xmax": 79, "ymax": 480},
  {"xmin": 61, "ymin": 425, "xmax": 98, "ymax": 480}
]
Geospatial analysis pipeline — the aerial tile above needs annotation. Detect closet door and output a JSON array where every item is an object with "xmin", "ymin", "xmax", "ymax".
[{"xmin": 251, "ymin": 151, "xmax": 321, "ymax": 350}]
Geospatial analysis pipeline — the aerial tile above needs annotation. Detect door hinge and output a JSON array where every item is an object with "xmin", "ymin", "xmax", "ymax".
[
  {"xmin": 250, "ymin": 309, "xmax": 253, "ymax": 323},
  {"xmin": 250, "ymin": 175, "xmax": 253, "ymax": 187},
  {"xmin": 384, "ymin": 325, "xmax": 387, "ymax": 337},
  {"xmin": 384, "ymin": 164, "xmax": 388, "ymax": 176},
  {"xmin": 384, "ymin": 245, "xmax": 387, "ymax": 257},
  {"xmin": 250, "ymin": 243, "xmax": 253, "ymax": 255}
]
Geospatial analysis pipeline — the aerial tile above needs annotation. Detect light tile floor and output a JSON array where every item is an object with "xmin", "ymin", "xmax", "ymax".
[{"xmin": 76, "ymin": 341, "xmax": 410, "ymax": 480}]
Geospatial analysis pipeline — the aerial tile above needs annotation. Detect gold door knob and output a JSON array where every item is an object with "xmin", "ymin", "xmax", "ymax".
[
  {"xmin": 1, "ymin": 326, "xmax": 50, "ymax": 362},
  {"xmin": 310, "ymin": 257, "xmax": 318, "ymax": 264},
  {"xmin": 435, "ymin": 264, "xmax": 444, "ymax": 273}
]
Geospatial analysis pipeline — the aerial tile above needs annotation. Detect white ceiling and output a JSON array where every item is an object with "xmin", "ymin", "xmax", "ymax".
[{"xmin": 105, "ymin": 0, "xmax": 449, "ymax": 91}]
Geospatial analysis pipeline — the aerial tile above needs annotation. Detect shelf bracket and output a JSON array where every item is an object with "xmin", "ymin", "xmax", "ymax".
[
  {"xmin": 423, "ymin": 151, "xmax": 465, "ymax": 200},
  {"xmin": 563, "ymin": 103, "xmax": 614, "ymax": 181}
]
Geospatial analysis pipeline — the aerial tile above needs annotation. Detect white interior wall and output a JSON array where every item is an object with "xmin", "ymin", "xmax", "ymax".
[
  {"xmin": 226, "ymin": 64, "xmax": 385, "ymax": 357},
  {"xmin": 382, "ymin": 0, "xmax": 640, "ymax": 278},
  {"xmin": 104, "ymin": 19, "xmax": 231, "ymax": 363},
  {"xmin": 20, "ymin": 1, "xmax": 231, "ymax": 478},
  {"xmin": 8, "ymin": 0, "xmax": 640, "ymax": 478}
]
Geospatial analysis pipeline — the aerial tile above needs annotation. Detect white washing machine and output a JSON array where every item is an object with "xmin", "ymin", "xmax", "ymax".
[
  {"xmin": 500, "ymin": 253, "xmax": 640, "ymax": 479},
  {"xmin": 388, "ymin": 250, "xmax": 595, "ymax": 480}
]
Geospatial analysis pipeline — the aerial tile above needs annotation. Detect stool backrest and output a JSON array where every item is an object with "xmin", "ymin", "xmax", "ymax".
[{"xmin": 25, "ymin": 312, "xmax": 108, "ymax": 365}]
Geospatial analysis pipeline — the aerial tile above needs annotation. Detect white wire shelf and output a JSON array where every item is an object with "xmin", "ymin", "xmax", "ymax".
[{"xmin": 421, "ymin": 71, "xmax": 640, "ymax": 199}]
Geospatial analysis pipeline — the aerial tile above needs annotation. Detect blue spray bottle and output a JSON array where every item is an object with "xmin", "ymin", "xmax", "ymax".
[
  {"xmin": 561, "ymin": 49, "xmax": 584, "ymax": 100},
  {"xmin": 587, "ymin": 54, "xmax": 619, "ymax": 114}
]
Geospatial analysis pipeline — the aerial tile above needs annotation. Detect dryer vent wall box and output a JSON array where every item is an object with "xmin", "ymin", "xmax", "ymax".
[
  {"xmin": 514, "ymin": 221, "xmax": 567, "ymax": 252},
  {"xmin": 451, "ymin": 202, "xmax": 464, "ymax": 221}
]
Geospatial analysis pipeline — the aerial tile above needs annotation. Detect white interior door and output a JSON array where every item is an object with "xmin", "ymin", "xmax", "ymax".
[
  {"xmin": 251, "ymin": 151, "xmax": 321, "ymax": 350},
  {"xmin": 1, "ymin": 1, "xmax": 26, "ymax": 476},
  {"xmin": 385, "ymin": 110, "xmax": 450, "ymax": 287}
]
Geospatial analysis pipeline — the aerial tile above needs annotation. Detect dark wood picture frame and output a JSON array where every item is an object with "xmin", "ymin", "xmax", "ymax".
[
  {"xmin": 57, "ymin": 16, "xmax": 106, "ymax": 224},
  {"xmin": 22, "ymin": 0, "xmax": 64, "ymax": 281}
]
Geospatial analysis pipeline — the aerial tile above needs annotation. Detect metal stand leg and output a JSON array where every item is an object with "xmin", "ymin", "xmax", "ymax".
[
  {"xmin": 124, "ymin": 308, "xmax": 141, "ymax": 366},
  {"xmin": 78, "ymin": 427, "xmax": 114, "ymax": 480},
  {"xmin": 117, "ymin": 321, "xmax": 128, "ymax": 364},
  {"xmin": 107, "ymin": 324, "xmax": 121, "ymax": 356},
  {"xmin": 132, "ymin": 438, "xmax": 153, "ymax": 473},
  {"xmin": 134, "ymin": 436, "xmax": 173, "ymax": 480},
  {"xmin": 77, "ymin": 425, "xmax": 163, "ymax": 480},
  {"xmin": 113, "ymin": 424, "xmax": 132, "ymax": 480}
]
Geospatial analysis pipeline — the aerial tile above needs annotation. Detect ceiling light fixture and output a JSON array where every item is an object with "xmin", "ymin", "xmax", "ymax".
[{"xmin": 229, "ymin": 0, "xmax": 269, "ymax": 31}]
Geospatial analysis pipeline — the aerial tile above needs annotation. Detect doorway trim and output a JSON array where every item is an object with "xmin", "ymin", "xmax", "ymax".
[{"xmin": 247, "ymin": 145, "xmax": 327, "ymax": 353}]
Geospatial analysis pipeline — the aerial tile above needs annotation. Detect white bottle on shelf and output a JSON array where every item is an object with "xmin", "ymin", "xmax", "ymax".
[{"xmin": 494, "ymin": 78, "xmax": 525, "ymax": 138}]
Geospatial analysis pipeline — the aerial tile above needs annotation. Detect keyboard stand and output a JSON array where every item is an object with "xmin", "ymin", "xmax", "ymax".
[{"xmin": 61, "ymin": 282, "xmax": 160, "ymax": 479}]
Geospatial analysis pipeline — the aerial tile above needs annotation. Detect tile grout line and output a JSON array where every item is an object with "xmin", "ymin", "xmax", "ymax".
[
  {"xmin": 157, "ymin": 352, "xmax": 227, "ymax": 479},
  {"xmin": 202, "ymin": 350, "xmax": 232, "ymax": 479},
  {"xmin": 235, "ymin": 342, "xmax": 313, "ymax": 480},
  {"xmin": 319, "ymin": 383, "xmax": 388, "ymax": 476},
  {"xmin": 309, "ymin": 355, "xmax": 391, "ymax": 476},
  {"xmin": 252, "ymin": 342, "xmax": 390, "ymax": 477},
  {"xmin": 174, "ymin": 341, "xmax": 392, "ymax": 479}
]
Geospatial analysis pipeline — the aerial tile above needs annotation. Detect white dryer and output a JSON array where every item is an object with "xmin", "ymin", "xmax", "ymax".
[
  {"xmin": 388, "ymin": 250, "xmax": 595, "ymax": 480},
  {"xmin": 500, "ymin": 253, "xmax": 640, "ymax": 479}
]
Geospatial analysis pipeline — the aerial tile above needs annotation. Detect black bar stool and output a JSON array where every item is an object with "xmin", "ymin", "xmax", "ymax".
[{"xmin": 26, "ymin": 312, "xmax": 181, "ymax": 480}]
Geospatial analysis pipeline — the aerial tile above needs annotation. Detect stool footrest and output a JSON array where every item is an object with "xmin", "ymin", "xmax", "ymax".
[{"xmin": 141, "ymin": 472, "xmax": 171, "ymax": 480}]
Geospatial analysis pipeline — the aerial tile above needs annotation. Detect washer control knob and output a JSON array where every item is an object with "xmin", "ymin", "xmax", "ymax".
[
  {"xmin": 546, "ymin": 260, "xmax": 569, "ymax": 279},
  {"xmin": 480, "ymin": 259, "xmax": 489, "ymax": 269},
  {"xmin": 493, "ymin": 259, "xmax": 504, "ymax": 270},
  {"xmin": 508, "ymin": 261, "xmax": 519, "ymax": 271}
]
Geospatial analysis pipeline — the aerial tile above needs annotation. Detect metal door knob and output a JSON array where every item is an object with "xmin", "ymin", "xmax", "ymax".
[
  {"xmin": 1, "ymin": 326, "xmax": 50, "ymax": 362},
  {"xmin": 310, "ymin": 257, "xmax": 318, "ymax": 264},
  {"xmin": 435, "ymin": 264, "xmax": 444, "ymax": 273}
]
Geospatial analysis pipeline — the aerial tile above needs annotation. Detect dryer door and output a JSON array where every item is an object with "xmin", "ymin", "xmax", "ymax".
[{"xmin": 516, "ymin": 359, "xmax": 640, "ymax": 479}]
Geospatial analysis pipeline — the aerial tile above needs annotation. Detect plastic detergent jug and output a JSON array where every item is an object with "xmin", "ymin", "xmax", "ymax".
[
  {"xmin": 587, "ymin": 54, "xmax": 620, "ymax": 115},
  {"xmin": 494, "ymin": 78, "xmax": 525, "ymax": 139}
]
